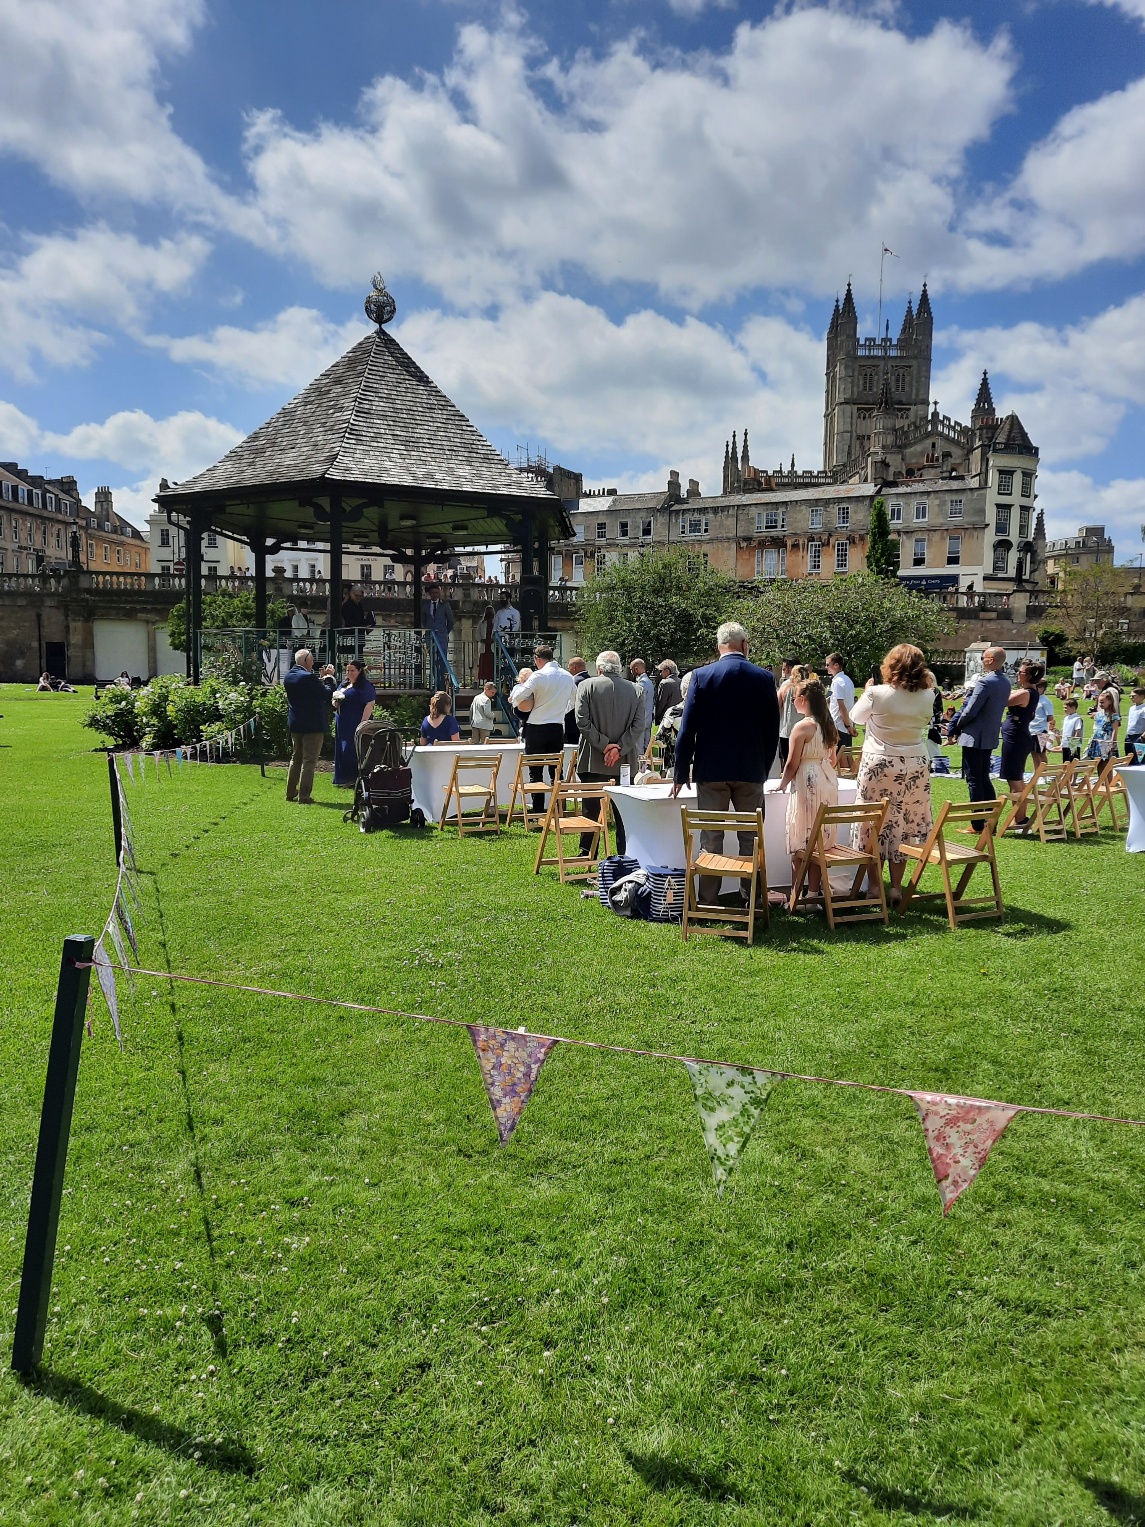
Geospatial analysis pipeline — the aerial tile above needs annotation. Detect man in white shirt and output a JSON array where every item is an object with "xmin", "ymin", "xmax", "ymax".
[
  {"xmin": 469, "ymin": 681, "xmax": 500, "ymax": 743},
  {"xmin": 1127, "ymin": 687, "xmax": 1145, "ymax": 763},
  {"xmin": 826, "ymin": 652, "xmax": 856, "ymax": 751},
  {"xmin": 493, "ymin": 595, "xmax": 521, "ymax": 638},
  {"xmin": 1072, "ymin": 657, "xmax": 1086, "ymax": 685},
  {"xmin": 510, "ymin": 645, "xmax": 577, "ymax": 811}
]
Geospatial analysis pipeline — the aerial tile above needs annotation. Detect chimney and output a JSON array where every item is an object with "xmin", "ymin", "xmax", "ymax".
[
  {"xmin": 687, "ymin": 478, "xmax": 701, "ymax": 499},
  {"xmin": 667, "ymin": 469, "xmax": 683, "ymax": 502},
  {"xmin": 94, "ymin": 486, "xmax": 114, "ymax": 517},
  {"xmin": 59, "ymin": 475, "xmax": 79, "ymax": 496}
]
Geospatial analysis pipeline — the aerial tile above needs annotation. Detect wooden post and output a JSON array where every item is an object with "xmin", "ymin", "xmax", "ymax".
[
  {"xmin": 11, "ymin": 934, "xmax": 95, "ymax": 1376},
  {"xmin": 107, "ymin": 752, "xmax": 123, "ymax": 866}
]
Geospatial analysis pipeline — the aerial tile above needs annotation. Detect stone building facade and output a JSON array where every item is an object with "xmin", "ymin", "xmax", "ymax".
[
  {"xmin": 1043, "ymin": 524, "xmax": 1116, "ymax": 582},
  {"xmin": 0, "ymin": 463, "xmax": 149, "ymax": 576}
]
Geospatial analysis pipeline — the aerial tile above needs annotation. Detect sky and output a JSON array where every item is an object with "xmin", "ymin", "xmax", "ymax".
[{"xmin": 3, "ymin": 0, "xmax": 1145, "ymax": 558}]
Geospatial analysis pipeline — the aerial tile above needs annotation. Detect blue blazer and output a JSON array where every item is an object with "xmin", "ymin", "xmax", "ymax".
[
  {"xmin": 952, "ymin": 669, "xmax": 1010, "ymax": 751},
  {"xmin": 673, "ymin": 652, "xmax": 780, "ymax": 785},
  {"xmin": 284, "ymin": 665, "xmax": 331, "ymax": 734}
]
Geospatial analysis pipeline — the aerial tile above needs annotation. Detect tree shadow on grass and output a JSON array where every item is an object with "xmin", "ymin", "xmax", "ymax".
[
  {"xmin": 842, "ymin": 1471, "xmax": 976, "ymax": 1518},
  {"xmin": 625, "ymin": 1450, "xmax": 746, "ymax": 1504},
  {"xmin": 19, "ymin": 1370, "xmax": 256, "ymax": 1475},
  {"xmin": 1082, "ymin": 1477, "xmax": 1145, "ymax": 1523}
]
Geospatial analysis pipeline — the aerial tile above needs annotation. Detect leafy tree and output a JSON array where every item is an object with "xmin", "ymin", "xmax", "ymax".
[
  {"xmin": 1056, "ymin": 563, "xmax": 1128, "ymax": 663},
  {"xmin": 166, "ymin": 587, "xmax": 289, "ymax": 653},
  {"xmin": 1037, "ymin": 624, "xmax": 1070, "ymax": 667},
  {"xmin": 865, "ymin": 496, "xmax": 900, "ymax": 578},
  {"xmin": 575, "ymin": 549, "xmax": 739, "ymax": 667},
  {"xmin": 735, "ymin": 572, "xmax": 955, "ymax": 682}
]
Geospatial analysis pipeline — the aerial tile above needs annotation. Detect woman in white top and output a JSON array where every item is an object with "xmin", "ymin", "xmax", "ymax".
[{"xmin": 850, "ymin": 643, "xmax": 937, "ymax": 907}]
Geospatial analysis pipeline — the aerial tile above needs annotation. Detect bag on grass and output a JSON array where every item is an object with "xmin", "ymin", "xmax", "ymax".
[
  {"xmin": 358, "ymin": 765, "xmax": 413, "ymax": 832},
  {"xmin": 646, "ymin": 865, "xmax": 685, "ymax": 922},
  {"xmin": 597, "ymin": 855, "xmax": 640, "ymax": 908},
  {"xmin": 606, "ymin": 869, "xmax": 652, "ymax": 920}
]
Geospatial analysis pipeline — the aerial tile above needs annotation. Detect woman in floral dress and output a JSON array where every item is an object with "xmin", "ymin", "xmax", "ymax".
[
  {"xmin": 778, "ymin": 676, "xmax": 838, "ymax": 896},
  {"xmin": 850, "ymin": 644, "xmax": 937, "ymax": 908}
]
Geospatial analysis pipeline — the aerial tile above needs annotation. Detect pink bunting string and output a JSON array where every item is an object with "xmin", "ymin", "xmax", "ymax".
[
  {"xmin": 909, "ymin": 1093, "xmax": 1020, "ymax": 1213},
  {"xmin": 468, "ymin": 1025, "xmax": 557, "ymax": 1144}
]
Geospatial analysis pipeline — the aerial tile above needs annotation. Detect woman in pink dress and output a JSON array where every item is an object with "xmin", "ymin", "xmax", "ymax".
[{"xmin": 779, "ymin": 676, "xmax": 839, "ymax": 896}]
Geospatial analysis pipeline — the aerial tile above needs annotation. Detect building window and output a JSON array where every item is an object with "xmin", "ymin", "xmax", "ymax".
[
  {"xmin": 685, "ymin": 552, "xmax": 709, "ymax": 575},
  {"xmin": 88, "ymin": 540, "xmax": 95, "ymax": 559},
  {"xmin": 889, "ymin": 501, "xmax": 903, "ymax": 524},
  {"xmin": 572, "ymin": 551, "xmax": 584, "ymax": 581},
  {"xmin": 115, "ymin": 547, "xmax": 122, "ymax": 564},
  {"xmin": 18, "ymin": 486, "xmax": 27, "ymax": 504},
  {"xmin": 945, "ymin": 534, "xmax": 961, "ymax": 565},
  {"xmin": 1021, "ymin": 470, "xmax": 1034, "ymax": 499},
  {"xmin": 55, "ymin": 528, "xmax": 62, "ymax": 550},
  {"xmin": 809, "ymin": 507, "xmax": 824, "ymax": 530},
  {"xmin": 0, "ymin": 516, "xmax": 4, "ymax": 538},
  {"xmin": 992, "ymin": 543, "xmax": 1009, "ymax": 575},
  {"xmin": 575, "ymin": 523, "xmax": 585, "ymax": 541},
  {"xmin": 159, "ymin": 527, "xmax": 171, "ymax": 547},
  {"xmin": 617, "ymin": 520, "xmax": 629, "ymax": 539},
  {"xmin": 808, "ymin": 541, "xmax": 822, "ymax": 573},
  {"xmin": 308, "ymin": 563, "xmax": 319, "ymax": 580},
  {"xmin": 205, "ymin": 532, "xmax": 218, "ymax": 548},
  {"xmin": 893, "ymin": 369, "xmax": 907, "ymax": 393},
  {"xmin": 596, "ymin": 521, "xmax": 607, "ymax": 540},
  {"xmin": 595, "ymin": 550, "xmax": 607, "ymax": 575},
  {"xmin": 1, "ymin": 481, "xmax": 10, "ymax": 499},
  {"xmin": 1019, "ymin": 509, "xmax": 1031, "ymax": 540},
  {"xmin": 46, "ymin": 493, "xmax": 55, "ymax": 510},
  {"xmin": 912, "ymin": 536, "xmax": 927, "ymax": 568},
  {"xmin": 135, "ymin": 553, "xmax": 141, "ymax": 569},
  {"xmin": 641, "ymin": 518, "xmax": 653, "ymax": 539},
  {"xmin": 836, "ymin": 505, "xmax": 850, "ymax": 529},
  {"xmin": 12, "ymin": 520, "xmax": 19, "ymax": 544},
  {"xmin": 290, "ymin": 563, "xmax": 299, "ymax": 578},
  {"xmin": 758, "ymin": 508, "xmax": 783, "ymax": 531},
  {"xmin": 997, "ymin": 469, "xmax": 1014, "ymax": 495},
  {"xmin": 103, "ymin": 544, "xmax": 110, "ymax": 563},
  {"xmin": 756, "ymin": 546, "xmax": 786, "ymax": 579},
  {"xmin": 913, "ymin": 501, "xmax": 928, "ymax": 522},
  {"xmin": 618, "ymin": 551, "xmax": 629, "ymax": 565},
  {"xmin": 947, "ymin": 498, "xmax": 963, "ymax": 520},
  {"xmin": 360, "ymin": 563, "xmax": 372, "ymax": 581},
  {"xmin": 860, "ymin": 370, "xmax": 876, "ymax": 393},
  {"xmin": 32, "ymin": 490, "xmax": 41, "ymax": 508},
  {"xmin": 995, "ymin": 505, "xmax": 1011, "ymax": 536},
  {"xmin": 834, "ymin": 540, "xmax": 850, "ymax": 572}
]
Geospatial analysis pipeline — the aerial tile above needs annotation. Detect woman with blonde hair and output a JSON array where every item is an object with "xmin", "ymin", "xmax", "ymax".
[{"xmin": 850, "ymin": 643, "xmax": 937, "ymax": 907}]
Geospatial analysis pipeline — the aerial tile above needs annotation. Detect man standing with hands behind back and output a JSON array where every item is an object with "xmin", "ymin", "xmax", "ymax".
[{"xmin": 672, "ymin": 622, "xmax": 779, "ymax": 905}]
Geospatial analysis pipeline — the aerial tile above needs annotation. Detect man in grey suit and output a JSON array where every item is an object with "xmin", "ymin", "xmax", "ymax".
[
  {"xmin": 574, "ymin": 650, "xmax": 643, "ymax": 853},
  {"xmin": 424, "ymin": 584, "xmax": 454, "ymax": 687},
  {"xmin": 950, "ymin": 644, "xmax": 1011, "ymax": 829}
]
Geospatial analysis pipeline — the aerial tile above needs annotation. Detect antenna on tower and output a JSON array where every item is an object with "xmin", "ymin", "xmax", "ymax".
[{"xmin": 877, "ymin": 244, "xmax": 899, "ymax": 350}]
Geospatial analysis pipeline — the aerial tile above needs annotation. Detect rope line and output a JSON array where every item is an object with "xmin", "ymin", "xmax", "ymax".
[{"xmin": 80, "ymin": 958, "xmax": 1145, "ymax": 1130}]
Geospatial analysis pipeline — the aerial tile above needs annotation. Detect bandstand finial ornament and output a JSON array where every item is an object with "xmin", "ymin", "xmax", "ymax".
[{"xmin": 364, "ymin": 272, "xmax": 397, "ymax": 328}]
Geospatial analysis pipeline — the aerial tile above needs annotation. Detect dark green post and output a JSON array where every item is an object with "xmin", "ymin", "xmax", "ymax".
[
  {"xmin": 12, "ymin": 934, "xmax": 95, "ymax": 1375},
  {"xmin": 107, "ymin": 752, "xmax": 123, "ymax": 866}
]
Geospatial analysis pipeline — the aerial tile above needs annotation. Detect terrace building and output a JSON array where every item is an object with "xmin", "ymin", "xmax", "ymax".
[
  {"xmin": 1043, "ymin": 524, "xmax": 1116, "ymax": 582},
  {"xmin": 0, "ymin": 464, "xmax": 149, "ymax": 575}
]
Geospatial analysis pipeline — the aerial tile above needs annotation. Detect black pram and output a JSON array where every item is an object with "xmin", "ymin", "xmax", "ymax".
[{"xmin": 344, "ymin": 720, "xmax": 412, "ymax": 831}]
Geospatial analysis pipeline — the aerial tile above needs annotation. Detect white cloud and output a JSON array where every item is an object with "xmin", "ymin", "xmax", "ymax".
[
  {"xmin": 0, "ymin": 0, "xmax": 233, "ymax": 218},
  {"xmin": 1087, "ymin": 0, "xmax": 1145, "ymax": 22},
  {"xmin": 243, "ymin": 10, "xmax": 1013, "ymax": 306},
  {"xmin": 157, "ymin": 307, "xmax": 370, "ymax": 389},
  {"xmin": 0, "ymin": 401, "xmax": 41, "ymax": 459},
  {"xmin": 0, "ymin": 225, "xmax": 209, "ymax": 380},
  {"xmin": 1036, "ymin": 468, "xmax": 1145, "ymax": 559},
  {"xmin": 42, "ymin": 408, "xmax": 242, "ymax": 481}
]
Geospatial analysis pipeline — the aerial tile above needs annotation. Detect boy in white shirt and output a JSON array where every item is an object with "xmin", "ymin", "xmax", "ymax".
[
  {"xmin": 1060, "ymin": 699, "xmax": 1083, "ymax": 762},
  {"xmin": 1126, "ymin": 687, "xmax": 1145, "ymax": 763}
]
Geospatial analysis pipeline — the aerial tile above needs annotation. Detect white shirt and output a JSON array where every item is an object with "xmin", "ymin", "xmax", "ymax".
[
  {"xmin": 469, "ymin": 693, "xmax": 498, "ymax": 731},
  {"xmin": 850, "ymin": 683, "xmax": 934, "ymax": 757},
  {"xmin": 1128, "ymin": 703, "xmax": 1145, "ymax": 736},
  {"xmin": 509, "ymin": 661, "xmax": 577, "ymax": 726},
  {"xmin": 829, "ymin": 671, "xmax": 856, "ymax": 732},
  {"xmin": 1061, "ymin": 713, "xmax": 1083, "ymax": 745},
  {"xmin": 1030, "ymin": 694, "xmax": 1054, "ymax": 734},
  {"xmin": 493, "ymin": 605, "xmax": 520, "ymax": 635}
]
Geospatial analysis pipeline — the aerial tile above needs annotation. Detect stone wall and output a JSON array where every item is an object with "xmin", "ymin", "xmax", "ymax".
[{"xmin": 0, "ymin": 577, "xmax": 184, "ymax": 682}]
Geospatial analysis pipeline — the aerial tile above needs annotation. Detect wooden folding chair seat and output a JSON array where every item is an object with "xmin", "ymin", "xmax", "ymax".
[
  {"xmin": 997, "ymin": 756, "xmax": 1045, "ymax": 835},
  {"xmin": 680, "ymin": 808, "xmax": 768, "ymax": 943},
  {"xmin": 899, "ymin": 799, "xmax": 1005, "ymax": 930},
  {"xmin": 533, "ymin": 781, "xmax": 612, "ymax": 882},
  {"xmin": 788, "ymin": 801, "xmax": 888, "ymax": 929},
  {"xmin": 1066, "ymin": 759, "xmax": 1103, "ymax": 838},
  {"xmin": 504, "ymin": 751, "xmax": 565, "ymax": 829},
  {"xmin": 440, "ymin": 754, "xmax": 502, "ymax": 836},
  {"xmin": 1029, "ymin": 761, "xmax": 1073, "ymax": 843},
  {"xmin": 835, "ymin": 746, "xmax": 859, "ymax": 780},
  {"xmin": 1095, "ymin": 755, "xmax": 1131, "ymax": 829}
]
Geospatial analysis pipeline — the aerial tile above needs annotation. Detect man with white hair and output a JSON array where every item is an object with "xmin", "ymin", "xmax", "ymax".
[
  {"xmin": 283, "ymin": 648, "xmax": 331, "ymax": 804},
  {"xmin": 629, "ymin": 658, "xmax": 655, "ymax": 757},
  {"xmin": 672, "ymin": 621, "xmax": 780, "ymax": 904},
  {"xmin": 574, "ymin": 651, "xmax": 644, "ymax": 853}
]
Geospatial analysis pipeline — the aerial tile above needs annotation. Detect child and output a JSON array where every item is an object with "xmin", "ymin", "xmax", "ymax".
[
  {"xmin": 1060, "ymin": 699, "xmax": 1083, "ymax": 761},
  {"xmin": 1127, "ymin": 687, "xmax": 1145, "ymax": 763},
  {"xmin": 779, "ymin": 676, "xmax": 838, "ymax": 897},
  {"xmin": 1086, "ymin": 690, "xmax": 1120, "ymax": 766}
]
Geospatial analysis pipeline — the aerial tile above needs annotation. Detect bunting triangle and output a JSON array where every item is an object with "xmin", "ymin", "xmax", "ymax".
[
  {"xmin": 467, "ymin": 1026, "xmax": 557, "ymax": 1145},
  {"xmin": 116, "ymin": 893, "xmax": 139, "ymax": 960},
  {"xmin": 93, "ymin": 938, "xmax": 122, "ymax": 1045},
  {"xmin": 684, "ymin": 1062, "xmax": 779, "ymax": 1196},
  {"xmin": 176, "ymin": 746, "xmax": 183, "ymax": 766},
  {"xmin": 123, "ymin": 752, "xmax": 135, "ymax": 783},
  {"xmin": 107, "ymin": 917, "xmax": 136, "ymax": 990},
  {"xmin": 908, "ymin": 1092, "xmax": 1019, "ymax": 1214}
]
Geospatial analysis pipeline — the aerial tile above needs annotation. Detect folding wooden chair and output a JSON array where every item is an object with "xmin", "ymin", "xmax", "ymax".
[
  {"xmin": 1095, "ymin": 755, "xmax": 1131, "ymax": 829},
  {"xmin": 1028, "ymin": 760, "xmax": 1073, "ymax": 844},
  {"xmin": 835, "ymin": 746, "xmax": 859, "ymax": 780},
  {"xmin": 504, "ymin": 750, "xmax": 565, "ymax": 829},
  {"xmin": 1065, "ymin": 759, "xmax": 1103, "ymax": 838},
  {"xmin": 440, "ymin": 754, "xmax": 502, "ymax": 836},
  {"xmin": 680, "ymin": 807, "xmax": 768, "ymax": 943},
  {"xmin": 899, "ymin": 799, "xmax": 1005, "ymax": 930},
  {"xmin": 997, "ymin": 756, "xmax": 1045, "ymax": 835},
  {"xmin": 533, "ymin": 780, "xmax": 612, "ymax": 882},
  {"xmin": 788, "ymin": 801, "xmax": 888, "ymax": 929}
]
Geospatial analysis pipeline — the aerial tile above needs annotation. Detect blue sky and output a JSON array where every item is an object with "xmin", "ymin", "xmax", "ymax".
[{"xmin": 3, "ymin": 0, "xmax": 1145, "ymax": 556}]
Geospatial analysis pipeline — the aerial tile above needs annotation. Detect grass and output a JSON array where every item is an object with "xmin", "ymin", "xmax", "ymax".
[{"xmin": 1, "ymin": 682, "xmax": 1145, "ymax": 1525}]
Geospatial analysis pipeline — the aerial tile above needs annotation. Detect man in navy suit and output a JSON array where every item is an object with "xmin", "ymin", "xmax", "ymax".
[
  {"xmin": 672, "ymin": 621, "xmax": 780, "ymax": 904},
  {"xmin": 949, "ymin": 644, "xmax": 1011, "ymax": 829}
]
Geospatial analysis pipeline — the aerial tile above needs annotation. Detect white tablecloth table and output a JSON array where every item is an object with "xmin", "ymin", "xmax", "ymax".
[
  {"xmin": 410, "ymin": 741, "xmax": 575, "ymax": 824},
  {"xmin": 1115, "ymin": 764, "xmax": 1145, "ymax": 852},
  {"xmin": 604, "ymin": 778, "xmax": 859, "ymax": 889}
]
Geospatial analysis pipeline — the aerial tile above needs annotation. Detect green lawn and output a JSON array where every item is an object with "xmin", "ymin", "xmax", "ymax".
[{"xmin": 2, "ymin": 683, "xmax": 1144, "ymax": 1526}]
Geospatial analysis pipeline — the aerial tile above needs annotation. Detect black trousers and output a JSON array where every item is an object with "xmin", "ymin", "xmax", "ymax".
[
  {"xmin": 777, "ymin": 736, "xmax": 790, "ymax": 766},
  {"xmin": 961, "ymin": 744, "xmax": 995, "ymax": 828},
  {"xmin": 579, "ymin": 771, "xmax": 625, "ymax": 855},
  {"xmin": 522, "ymin": 721, "xmax": 565, "ymax": 812}
]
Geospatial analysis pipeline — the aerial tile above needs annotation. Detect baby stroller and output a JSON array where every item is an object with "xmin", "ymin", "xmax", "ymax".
[{"xmin": 344, "ymin": 719, "xmax": 413, "ymax": 831}]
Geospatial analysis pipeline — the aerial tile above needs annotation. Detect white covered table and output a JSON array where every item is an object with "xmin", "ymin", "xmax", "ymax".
[
  {"xmin": 1115, "ymin": 764, "xmax": 1145, "ymax": 852},
  {"xmin": 605, "ymin": 778, "xmax": 859, "ymax": 889},
  {"xmin": 410, "ymin": 742, "xmax": 575, "ymax": 824}
]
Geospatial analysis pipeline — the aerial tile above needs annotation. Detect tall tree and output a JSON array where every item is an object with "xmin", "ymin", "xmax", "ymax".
[
  {"xmin": 865, "ymin": 496, "xmax": 900, "ymax": 578},
  {"xmin": 575, "ymin": 549, "xmax": 738, "ymax": 667},
  {"xmin": 1056, "ymin": 563, "xmax": 1128, "ymax": 662}
]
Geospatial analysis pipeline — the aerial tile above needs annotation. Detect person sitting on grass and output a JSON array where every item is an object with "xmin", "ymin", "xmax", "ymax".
[
  {"xmin": 421, "ymin": 691, "xmax": 460, "ymax": 746},
  {"xmin": 779, "ymin": 676, "xmax": 839, "ymax": 901}
]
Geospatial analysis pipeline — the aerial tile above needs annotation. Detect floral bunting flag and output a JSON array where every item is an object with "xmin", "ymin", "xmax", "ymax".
[
  {"xmin": 107, "ymin": 917, "xmax": 135, "ymax": 990},
  {"xmin": 684, "ymin": 1062, "xmax": 779, "ymax": 1196},
  {"xmin": 123, "ymin": 752, "xmax": 135, "ymax": 784},
  {"xmin": 93, "ymin": 939, "xmax": 122, "ymax": 1045},
  {"xmin": 467, "ymin": 1025, "xmax": 558, "ymax": 1145},
  {"xmin": 908, "ymin": 1092, "xmax": 1019, "ymax": 1214},
  {"xmin": 116, "ymin": 892, "xmax": 139, "ymax": 960}
]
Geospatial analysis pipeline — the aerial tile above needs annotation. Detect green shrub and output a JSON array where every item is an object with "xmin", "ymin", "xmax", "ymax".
[
  {"xmin": 253, "ymin": 685, "xmax": 291, "ymax": 759},
  {"xmin": 80, "ymin": 686, "xmax": 143, "ymax": 748},
  {"xmin": 135, "ymin": 674, "xmax": 186, "ymax": 750}
]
